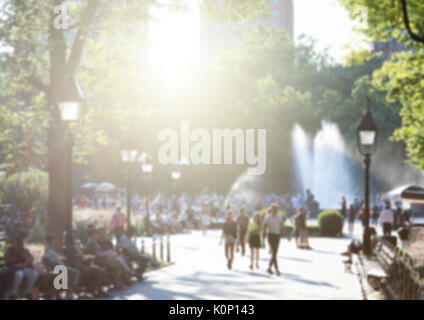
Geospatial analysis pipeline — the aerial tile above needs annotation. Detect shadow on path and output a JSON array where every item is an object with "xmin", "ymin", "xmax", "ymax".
[{"xmin": 279, "ymin": 272, "xmax": 339, "ymax": 289}]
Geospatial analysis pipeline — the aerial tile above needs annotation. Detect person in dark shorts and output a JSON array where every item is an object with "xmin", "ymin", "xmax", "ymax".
[
  {"xmin": 348, "ymin": 204, "xmax": 356, "ymax": 235},
  {"xmin": 248, "ymin": 212, "xmax": 262, "ymax": 270},
  {"xmin": 292, "ymin": 207, "xmax": 311, "ymax": 250},
  {"xmin": 340, "ymin": 196, "xmax": 347, "ymax": 219},
  {"xmin": 262, "ymin": 204, "xmax": 285, "ymax": 276},
  {"xmin": 220, "ymin": 211, "xmax": 237, "ymax": 270},
  {"xmin": 236, "ymin": 207, "xmax": 249, "ymax": 256},
  {"xmin": 371, "ymin": 202, "xmax": 380, "ymax": 226}
]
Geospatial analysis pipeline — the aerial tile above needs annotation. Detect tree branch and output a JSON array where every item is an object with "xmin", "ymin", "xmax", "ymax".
[
  {"xmin": 400, "ymin": 0, "xmax": 424, "ymax": 44},
  {"xmin": 9, "ymin": 55, "xmax": 50, "ymax": 95},
  {"xmin": 67, "ymin": 0, "xmax": 100, "ymax": 73}
]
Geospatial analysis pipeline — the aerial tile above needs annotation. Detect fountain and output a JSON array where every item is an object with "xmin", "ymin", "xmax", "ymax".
[
  {"xmin": 224, "ymin": 171, "xmax": 265, "ymax": 211},
  {"xmin": 291, "ymin": 121, "xmax": 356, "ymax": 209}
]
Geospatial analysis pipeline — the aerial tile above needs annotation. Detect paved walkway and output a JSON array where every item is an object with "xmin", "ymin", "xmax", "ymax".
[{"xmin": 108, "ymin": 229, "xmax": 363, "ymax": 300}]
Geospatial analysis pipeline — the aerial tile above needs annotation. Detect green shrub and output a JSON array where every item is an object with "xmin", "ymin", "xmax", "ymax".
[
  {"xmin": 0, "ymin": 170, "xmax": 48, "ymax": 243},
  {"xmin": 318, "ymin": 210, "xmax": 344, "ymax": 237}
]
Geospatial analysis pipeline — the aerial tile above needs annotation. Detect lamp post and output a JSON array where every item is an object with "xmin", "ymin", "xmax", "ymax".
[
  {"xmin": 120, "ymin": 148, "xmax": 138, "ymax": 228},
  {"xmin": 57, "ymin": 75, "xmax": 83, "ymax": 261},
  {"xmin": 171, "ymin": 167, "xmax": 181, "ymax": 194},
  {"xmin": 140, "ymin": 153, "xmax": 153, "ymax": 236},
  {"xmin": 171, "ymin": 168, "xmax": 181, "ymax": 181},
  {"xmin": 357, "ymin": 101, "xmax": 378, "ymax": 256}
]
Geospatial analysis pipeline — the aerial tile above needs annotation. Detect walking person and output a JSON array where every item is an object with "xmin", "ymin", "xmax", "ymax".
[
  {"xmin": 379, "ymin": 203, "xmax": 395, "ymax": 237},
  {"xmin": 220, "ymin": 211, "xmax": 237, "ymax": 270},
  {"xmin": 394, "ymin": 202, "xmax": 402, "ymax": 230},
  {"xmin": 340, "ymin": 196, "xmax": 347, "ymax": 219},
  {"xmin": 292, "ymin": 207, "xmax": 312, "ymax": 250},
  {"xmin": 348, "ymin": 204, "xmax": 356, "ymax": 235},
  {"xmin": 248, "ymin": 212, "xmax": 262, "ymax": 270},
  {"xmin": 371, "ymin": 202, "xmax": 380, "ymax": 226},
  {"xmin": 200, "ymin": 203, "xmax": 211, "ymax": 236},
  {"xmin": 236, "ymin": 207, "xmax": 249, "ymax": 256},
  {"xmin": 109, "ymin": 206, "xmax": 126, "ymax": 241},
  {"xmin": 262, "ymin": 204, "xmax": 285, "ymax": 276}
]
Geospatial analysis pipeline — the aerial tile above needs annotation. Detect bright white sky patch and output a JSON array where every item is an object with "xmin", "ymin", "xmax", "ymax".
[
  {"xmin": 294, "ymin": 0, "xmax": 368, "ymax": 62},
  {"xmin": 148, "ymin": 0, "xmax": 366, "ymax": 69},
  {"xmin": 149, "ymin": 1, "xmax": 200, "ymax": 73}
]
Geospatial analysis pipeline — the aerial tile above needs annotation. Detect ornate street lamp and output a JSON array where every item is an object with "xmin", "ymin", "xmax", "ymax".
[
  {"xmin": 171, "ymin": 169, "xmax": 181, "ymax": 180},
  {"xmin": 58, "ymin": 75, "xmax": 83, "ymax": 232},
  {"xmin": 58, "ymin": 75, "xmax": 84, "ymax": 263},
  {"xmin": 140, "ymin": 153, "xmax": 154, "ymax": 174},
  {"xmin": 357, "ymin": 101, "xmax": 378, "ymax": 256},
  {"xmin": 140, "ymin": 153, "xmax": 153, "ymax": 236},
  {"xmin": 120, "ymin": 146, "xmax": 139, "ymax": 228},
  {"xmin": 171, "ymin": 166, "xmax": 182, "ymax": 197},
  {"xmin": 58, "ymin": 76, "xmax": 84, "ymax": 122}
]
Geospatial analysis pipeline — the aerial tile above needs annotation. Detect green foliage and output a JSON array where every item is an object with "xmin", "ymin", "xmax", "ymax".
[
  {"xmin": 0, "ymin": 170, "xmax": 47, "ymax": 213},
  {"xmin": 339, "ymin": 0, "xmax": 424, "ymax": 47},
  {"xmin": 318, "ymin": 210, "xmax": 344, "ymax": 237},
  {"xmin": 0, "ymin": 0, "xmax": 406, "ymax": 200},
  {"xmin": 201, "ymin": 0, "xmax": 269, "ymax": 23},
  {"xmin": 0, "ymin": 170, "xmax": 48, "ymax": 242},
  {"xmin": 339, "ymin": 0, "xmax": 424, "ymax": 170}
]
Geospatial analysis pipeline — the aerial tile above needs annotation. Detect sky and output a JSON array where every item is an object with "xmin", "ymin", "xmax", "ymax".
[
  {"xmin": 294, "ymin": 0, "xmax": 367, "ymax": 62},
  {"xmin": 148, "ymin": 0, "xmax": 366, "ymax": 70}
]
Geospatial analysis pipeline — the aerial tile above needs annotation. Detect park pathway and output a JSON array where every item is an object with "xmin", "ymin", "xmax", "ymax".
[{"xmin": 108, "ymin": 229, "xmax": 363, "ymax": 300}]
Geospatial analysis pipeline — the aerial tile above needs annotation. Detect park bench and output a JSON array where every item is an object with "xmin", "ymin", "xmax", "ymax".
[
  {"xmin": 0, "ymin": 230, "xmax": 7, "ymax": 269},
  {"xmin": 351, "ymin": 240, "xmax": 397, "ymax": 299},
  {"xmin": 369, "ymin": 240, "xmax": 397, "ymax": 298},
  {"xmin": 370, "ymin": 239, "xmax": 424, "ymax": 300}
]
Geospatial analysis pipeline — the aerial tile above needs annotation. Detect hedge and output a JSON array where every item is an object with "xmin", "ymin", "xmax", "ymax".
[{"xmin": 318, "ymin": 210, "xmax": 344, "ymax": 237}]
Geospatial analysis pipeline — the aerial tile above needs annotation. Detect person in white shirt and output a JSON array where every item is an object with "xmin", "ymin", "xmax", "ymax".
[
  {"xmin": 379, "ymin": 203, "xmax": 395, "ymax": 236},
  {"xmin": 262, "ymin": 204, "xmax": 286, "ymax": 276},
  {"xmin": 200, "ymin": 204, "xmax": 211, "ymax": 236}
]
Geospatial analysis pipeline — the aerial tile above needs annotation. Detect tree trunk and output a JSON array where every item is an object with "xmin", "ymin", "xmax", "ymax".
[
  {"xmin": 46, "ymin": 119, "xmax": 67, "ymax": 253},
  {"xmin": 46, "ymin": 3, "xmax": 69, "ymax": 252}
]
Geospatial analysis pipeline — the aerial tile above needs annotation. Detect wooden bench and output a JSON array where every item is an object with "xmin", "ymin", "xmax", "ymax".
[
  {"xmin": 373, "ymin": 240, "xmax": 398, "ymax": 299},
  {"xmin": 375, "ymin": 241, "xmax": 397, "ymax": 274}
]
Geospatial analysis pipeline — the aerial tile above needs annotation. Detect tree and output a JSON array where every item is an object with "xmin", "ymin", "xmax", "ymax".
[
  {"xmin": 0, "ymin": 0, "xmax": 266, "ymax": 248},
  {"xmin": 339, "ymin": 0, "xmax": 424, "ymax": 169}
]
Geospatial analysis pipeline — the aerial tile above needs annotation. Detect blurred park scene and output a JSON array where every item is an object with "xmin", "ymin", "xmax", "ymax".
[{"xmin": 1, "ymin": 0, "xmax": 424, "ymax": 300}]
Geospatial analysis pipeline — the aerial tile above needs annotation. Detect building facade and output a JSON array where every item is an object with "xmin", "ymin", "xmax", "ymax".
[{"xmin": 200, "ymin": 0, "xmax": 294, "ymax": 63}]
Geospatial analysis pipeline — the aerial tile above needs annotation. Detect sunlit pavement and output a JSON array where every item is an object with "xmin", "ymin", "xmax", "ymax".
[{"xmin": 108, "ymin": 229, "xmax": 363, "ymax": 300}]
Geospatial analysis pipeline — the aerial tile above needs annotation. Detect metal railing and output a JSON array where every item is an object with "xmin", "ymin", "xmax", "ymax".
[
  {"xmin": 139, "ymin": 234, "xmax": 172, "ymax": 264},
  {"xmin": 379, "ymin": 240, "xmax": 424, "ymax": 300}
]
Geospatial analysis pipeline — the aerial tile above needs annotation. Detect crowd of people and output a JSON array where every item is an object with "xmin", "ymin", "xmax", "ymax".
[
  {"xmin": 339, "ymin": 195, "xmax": 415, "ymax": 266},
  {"xmin": 0, "ymin": 209, "xmax": 153, "ymax": 300},
  {"xmin": 0, "ymin": 187, "xmax": 418, "ymax": 299},
  {"xmin": 76, "ymin": 189, "xmax": 322, "ymax": 234},
  {"xmin": 340, "ymin": 195, "xmax": 411, "ymax": 238},
  {"xmin": 220, "ymin": 204, "xmax": 312, "ymax": 275}
]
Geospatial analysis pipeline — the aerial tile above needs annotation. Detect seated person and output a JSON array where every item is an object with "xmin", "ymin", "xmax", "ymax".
[
  {"xmin": 4, "ymin": 234, "xmax": 38, "ymax": 300},
  {"xmin": 115, "ymin": 227, "xmax": 151, "ymax": 280},
  {"xmin": 0, "ymin": 260, "xmax": 15, "ymax": 300},
  {"xmin": 42, "ymin": 234, "xmax": 80, "ymax": 299},
  {"xmin": 84, "ymin": 226, "xmax": 132, "ymax": 289},
  {"xmin": 71, "ymin": 238, "xmax": 109, "ymax": 298},
  {"xmin": 342, "ymin": 227, "xmax": 378, "ymax": 263}
]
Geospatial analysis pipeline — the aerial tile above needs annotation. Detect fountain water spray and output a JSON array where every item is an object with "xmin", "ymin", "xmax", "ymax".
[{"xmin": 291, "ymin": 121, "xmax": 356, "ymax": 209}]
